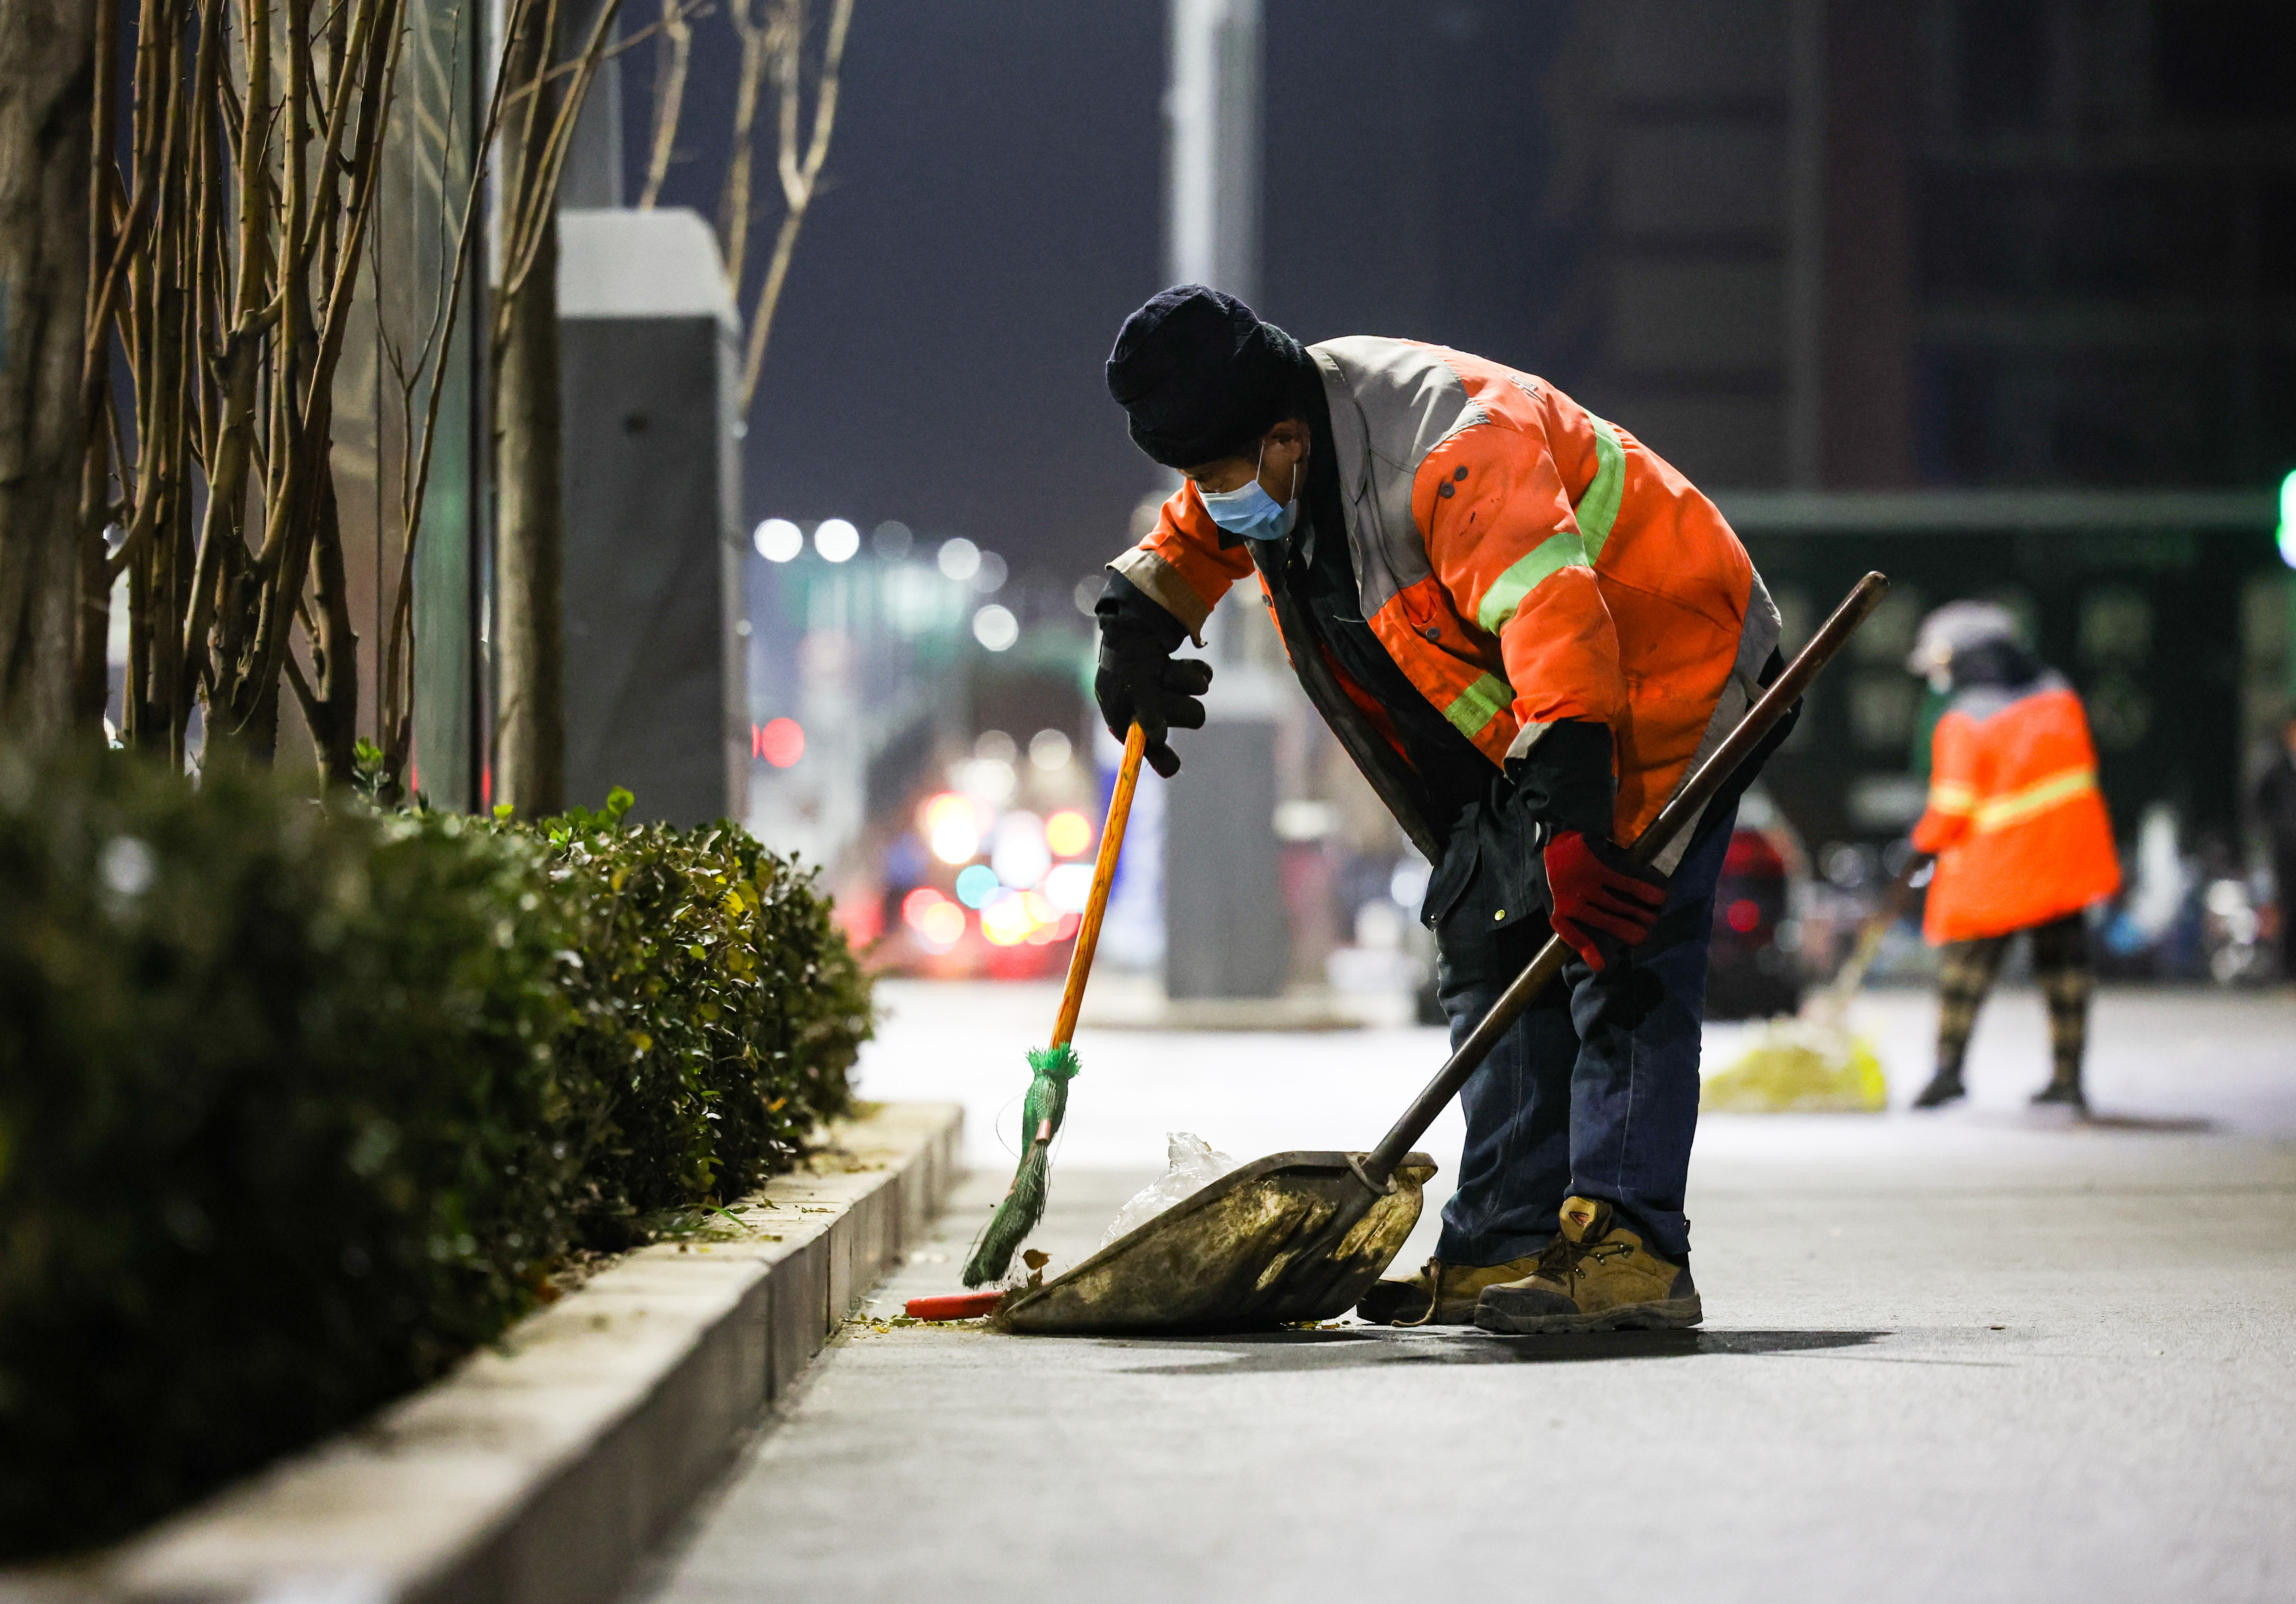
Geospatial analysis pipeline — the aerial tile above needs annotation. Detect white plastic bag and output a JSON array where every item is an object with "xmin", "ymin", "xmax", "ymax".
[{"xmin": 1099, "ymin": 1133, "xmax": 1237, "ymax": 1249}]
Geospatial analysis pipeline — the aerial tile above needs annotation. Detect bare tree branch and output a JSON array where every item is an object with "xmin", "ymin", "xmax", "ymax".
[
  {"xmin": 637, "ymin": 0, "xmax": 694, "ymax": 208},
  {"xmin": 732, "ymin": 0, "xmax": 849, "ymax": 413}
]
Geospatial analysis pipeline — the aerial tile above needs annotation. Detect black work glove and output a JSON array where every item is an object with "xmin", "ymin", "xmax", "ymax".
[
  {"xmin": 1094, "ymin": 572, "xmax": 1212, "ymax": 778},
  {"xmin": 1503, "ymin": 718, "xmax": 1619, "ymax": 841}
]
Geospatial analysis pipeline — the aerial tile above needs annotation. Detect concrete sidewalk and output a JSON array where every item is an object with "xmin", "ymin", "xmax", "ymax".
[{"xmin": 633, "ymin": 984, "xmax": 2296, "ymax": 1603}]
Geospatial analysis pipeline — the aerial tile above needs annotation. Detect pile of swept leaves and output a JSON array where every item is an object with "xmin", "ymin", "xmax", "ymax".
[{"xmin": 0, "ymin": 752, "xmax": 870, "ymax": 1559}]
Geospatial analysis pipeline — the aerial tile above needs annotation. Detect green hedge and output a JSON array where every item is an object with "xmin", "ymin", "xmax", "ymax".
[
  {"xmin": 0, "ymin": 753, "xmax": 870, "ymax": 1559},
  {"xmin": 541, "ymin": 789, "xmax": 872, "ymax": 1240}
]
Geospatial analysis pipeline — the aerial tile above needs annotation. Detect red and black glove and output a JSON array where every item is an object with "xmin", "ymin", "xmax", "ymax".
[{"xmin": 1542, "ymin": 829, "xmax": 1668, "ymax": 972}]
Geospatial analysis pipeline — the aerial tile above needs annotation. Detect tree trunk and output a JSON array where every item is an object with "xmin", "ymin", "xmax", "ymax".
[
  {"xmin": 305, "ymin": 470, "xmax": 362, "ymax": 785},
  {"xmin": 494, "ymin": 8, "xmax": 566, "ymax": 817},
  {"xmin": 0, "ymin": 0, "xmax": 93, "ymax": 747}
]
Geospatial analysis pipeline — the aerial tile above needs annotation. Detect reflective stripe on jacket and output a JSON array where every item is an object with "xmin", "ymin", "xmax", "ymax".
[
  {"xmin": 1910, "ymin": 675, "xmax": 2121, "ymax": 943},
  {"xmin": 1110, "ymin": 336, "xmax": 1778, "ymax": 852}
]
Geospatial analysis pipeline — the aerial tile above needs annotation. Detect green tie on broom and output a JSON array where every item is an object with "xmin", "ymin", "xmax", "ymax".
[{"xmin": 963, "ymin": 721, "xmax": 1149, "ymax": 1287}]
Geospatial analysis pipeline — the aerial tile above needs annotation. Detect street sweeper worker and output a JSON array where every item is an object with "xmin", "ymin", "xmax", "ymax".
[
  {"xmin": 1093, "ymin": 285, "xmax": 1792, "ymax": 1334},
  {"xmin": 1903, "ymin": 602, "xmax": 2120, "ymax": 1111}
]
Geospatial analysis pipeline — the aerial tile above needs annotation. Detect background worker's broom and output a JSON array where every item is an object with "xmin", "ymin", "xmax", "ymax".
[
  {"xmin": 1704, "ymin": 852, "xmax": 1929, "ymax": 1113},
  {"xmin": 959, "ymin": 722, "xmax": 1149, "ymax": 1289}
]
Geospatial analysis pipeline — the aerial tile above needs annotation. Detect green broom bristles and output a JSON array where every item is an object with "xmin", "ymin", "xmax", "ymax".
[{"xmin": 963, "ymin": 1042, "xmax": 1082, "ymax": 1287}]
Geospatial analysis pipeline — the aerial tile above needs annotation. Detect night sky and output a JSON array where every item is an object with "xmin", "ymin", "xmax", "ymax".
[
  {"xmin": 624, "ymin": 2, "xmax": 1167, "ymax": 593},
  {"xmin": 620, "ymin": 1, "xmax": 1579, "ymax": 592}
]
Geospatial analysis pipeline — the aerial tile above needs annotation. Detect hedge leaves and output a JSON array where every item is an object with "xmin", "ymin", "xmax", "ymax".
[{"xmin": 0, "ymin": 754, "xmax": 871, "ymax": 1558}]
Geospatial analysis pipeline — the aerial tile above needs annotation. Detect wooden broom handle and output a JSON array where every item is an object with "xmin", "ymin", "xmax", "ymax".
[
  {"xmin": 1049, "ymin": 721, "xmax": 1148, "ymax": 1049},
  {"xmin": 1359, "ymin": 571, "xmax": 1893, "ymax": 1187}
]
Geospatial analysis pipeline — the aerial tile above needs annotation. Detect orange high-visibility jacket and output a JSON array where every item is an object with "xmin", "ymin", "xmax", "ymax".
[
  {"xmin": 1909, "ymin": 675, "xmax": 2121, "ymax": 943},
  {"xmin": 1110, "ymin": 337, "xmax": 1778, "ymax": 855}
]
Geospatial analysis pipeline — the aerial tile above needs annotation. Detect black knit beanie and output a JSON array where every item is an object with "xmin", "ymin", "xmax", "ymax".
[{"xmin": 1105, "ymin": 285, "xmax": 1308, "ymax": 469}]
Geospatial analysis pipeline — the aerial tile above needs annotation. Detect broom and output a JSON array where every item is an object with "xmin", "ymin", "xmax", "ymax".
[
  {"xmin": 961, "ymin": 721, "xmax": 1149, "ymax": 1287},
  {"xmin": 1704, "ymin": 851, "xmax": 1928, "ymax": 1112}
]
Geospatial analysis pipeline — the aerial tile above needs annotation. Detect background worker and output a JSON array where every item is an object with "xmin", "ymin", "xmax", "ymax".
[
  {"xmin": 1092, "ymin": 286, "xmax": 1791, "ymax": 1335},
  {"xmin": 2255, "ymin": 714, "xmax": 2296, "ymax": 981},
  {"xmin": 1904, "ymin": 603, "xmax": 2121, "ymax": 1111}
]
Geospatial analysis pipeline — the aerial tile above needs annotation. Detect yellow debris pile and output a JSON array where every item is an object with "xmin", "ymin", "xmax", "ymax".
[{"xmin": 1702, "ymin": 1018, "xmax": 1888, "ymax": 1113}]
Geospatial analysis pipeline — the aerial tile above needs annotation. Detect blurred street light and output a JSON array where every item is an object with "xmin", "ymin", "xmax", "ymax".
[
  {"xmin": 991, "ymin": 811, "xmax": 1051, "ymax": 889},
  {"xmin": 938, "ymin": 537, "xmax": 981, "ymax": 582},
  {"xmin": 1044, "ymin": 860, "xmax": 1094, "ymax": 912},
  {"xmin": 1029, "ymin": 728, "xmax": 1072, "ymax": 770},
  {"xmin": 754, "ymin": 517, "xmax": 803, "ymax": 562},
  {"xmin": 815, "ymin": 518, "xmax": 860, "ymax": 562},
  {"xmin": 972, "ymin": 603, "xmax": 1018, "ymax": 651},
  {"xmin": 1045, "ymin": 809, "xmax": 1092, "ymax": 857},
  {"xmin": 756, "ymin": 717, "xmax": 805, "ymax": 767},
  {"xmin": 924, "ymin": 792, "xmax": 983, "ymax": 864}
]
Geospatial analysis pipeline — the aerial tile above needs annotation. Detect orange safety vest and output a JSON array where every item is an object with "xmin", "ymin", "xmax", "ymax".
[
  {"xmin": 1910, "ymin": 676, "xmax": 2121, "ymax": 943},
  {"xmin": 1110, "ymin": 337, "xmax": 1775, "ymax": 855}
]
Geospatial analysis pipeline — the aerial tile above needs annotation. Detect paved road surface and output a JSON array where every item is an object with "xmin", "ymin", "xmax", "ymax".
[{"xmin": 632, "ymin": 982, "xmax": 2296, "ymax": 1603}]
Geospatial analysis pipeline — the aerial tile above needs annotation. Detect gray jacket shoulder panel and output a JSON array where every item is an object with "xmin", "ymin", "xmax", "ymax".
[{"xmin": 1308, "ymin": 336, "xmax": 1484, "ymax": 618}]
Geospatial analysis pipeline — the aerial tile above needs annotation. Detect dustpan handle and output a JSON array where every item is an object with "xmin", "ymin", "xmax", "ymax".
[
  {"xmin": 1359, "ymin": 571, "xmax": 1893, "ymax": 1188},
  {"xmin": 1049, "ymin": 721, "xmax": 1149, "ymax": 1050}
]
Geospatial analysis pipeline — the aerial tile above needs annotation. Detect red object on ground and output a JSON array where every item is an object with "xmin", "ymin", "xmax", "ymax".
[{"xmin": 904, "ymin": 1291, "xmax": 1005, "ymax": 1320}]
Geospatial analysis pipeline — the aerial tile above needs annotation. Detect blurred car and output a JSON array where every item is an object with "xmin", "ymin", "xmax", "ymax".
[{"xmin": 1706, "ymin": 824, "xmax": 1805, "ymax": 1020}]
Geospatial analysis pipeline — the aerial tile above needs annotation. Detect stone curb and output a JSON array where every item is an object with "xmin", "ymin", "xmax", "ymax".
[{"xmin": 42, "ymin": 1102, "xmax": 962, "ymax": 1604}]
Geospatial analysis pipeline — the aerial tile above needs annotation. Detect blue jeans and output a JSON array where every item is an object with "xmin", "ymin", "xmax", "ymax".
[{"xmin": 1430, "ymin": 803, "xmax": 1735, "ymax": 1265}]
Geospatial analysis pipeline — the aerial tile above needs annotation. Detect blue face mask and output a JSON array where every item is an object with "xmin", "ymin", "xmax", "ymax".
[{"xmin": 1196, "ymin": 445, "xmax": 1298, "ymax": 543}]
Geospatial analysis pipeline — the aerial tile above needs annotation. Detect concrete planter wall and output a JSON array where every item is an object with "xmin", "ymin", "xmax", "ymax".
[{"xmin": 13, "ymin": 1103, "xmax": 962, "ymax": 1604}]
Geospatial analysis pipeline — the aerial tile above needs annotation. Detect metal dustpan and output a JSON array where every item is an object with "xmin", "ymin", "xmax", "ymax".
[
  {"xmin": 996, "ymin": 574, "xmax": 1890, "ymax": 1339},
  {"xmin": 994, "ymin": 1149, "xmax": 1437, "ymax": 1334}
]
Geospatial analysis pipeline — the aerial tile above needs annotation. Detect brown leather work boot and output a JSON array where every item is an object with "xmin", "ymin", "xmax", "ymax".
[
  {"xmin": 1472, "ymin": 1196, "xmax": 1701, "ymax": 1335},
  {"xmin": 1356, "ymin": 1254, "xmax": 1545, "ymax": 1327}
]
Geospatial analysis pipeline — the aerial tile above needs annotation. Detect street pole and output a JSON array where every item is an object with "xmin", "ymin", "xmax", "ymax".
[{"xmin": 1157, "ymin": 0, "xmax": 1290, "ymax": 1002}]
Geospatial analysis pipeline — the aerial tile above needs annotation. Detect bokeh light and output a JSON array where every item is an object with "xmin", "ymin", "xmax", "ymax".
[
  {"xmin": 1044, "ymin": 810, "xmax": 1093, "ymax": 858},
  {"xmin": 901, "ymin": 888, "xmax": 966, "ymax": 952},
  {"xmin": 753, "ymin": 518, "xmax": 802, "ymax": 562},
  {"xmin": 979, "ymin": 888, "xmax": 1035, "ymax": 946},
  {"xmin": 2280, "ymin": 468, "xmax": 2296, "ymax": 569},
  {"xmin": 991, "ymin": 811, "xmax": 1051, "ymax": 889},
  {"xmin": 956, "ymin": 757, "xmax": 1017, "ymax": 806},
  {"xmin": 1044, "ymin": 861, "xmax": 1094, "ymax": 913},
  {"xmin": 954, "ymin": 863, "xmax": 1001, "ymax": 908},
  {"xmin": 915, "ymin": 900, "xmax": 965, "ymax": 950},
  {"xmin": 972, "ymin": 604, "xmax": 1018, "ymax": 652},
  {"xmin": 1029, "ymin": 728, "xmax": 1072, "ymax": 770},
  {"xmin": 757, "ymin": 717, "xmax": 804, "ymax": 768},
  {"xmin": 922, "ymin": 791, "xmax": 983, "ymax": 864},
  {"xmin": 814, "ymin": 518, "xmax": 860, "ymax": 562},
  {"xmin": 937, "ymin": 537, "xmax": 980, "ymax": 582}
]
